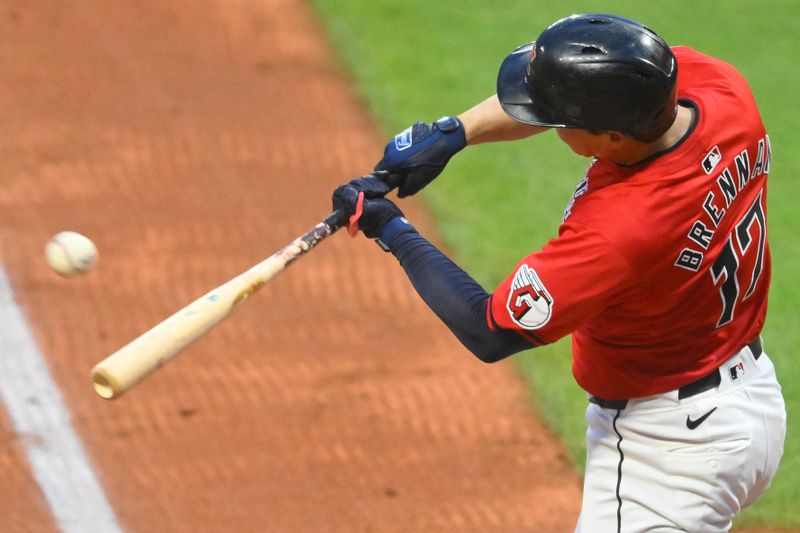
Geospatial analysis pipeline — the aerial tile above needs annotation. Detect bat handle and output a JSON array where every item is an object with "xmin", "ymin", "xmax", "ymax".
[{"xmin": 325, "ymin": 209, "xmax": 349, "ymax": 231}]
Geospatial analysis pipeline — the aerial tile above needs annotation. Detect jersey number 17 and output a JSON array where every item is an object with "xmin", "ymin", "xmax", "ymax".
[{"xmin": 710, "ymin": 190, "xmax": 766, "ymax": 327}]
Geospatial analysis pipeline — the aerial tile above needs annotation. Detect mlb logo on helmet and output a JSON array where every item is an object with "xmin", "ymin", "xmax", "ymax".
[
  {"xmin": 526, "ymin": 43, "xmax": 537, "ymax": 77},
  {"xmin": 506, "ymin": 264, "xmax": 553, "ymax": 330}
]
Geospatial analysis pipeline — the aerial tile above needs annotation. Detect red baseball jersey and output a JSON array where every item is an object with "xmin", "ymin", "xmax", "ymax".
[{"xmin": 489, "ymin": 46, "xmax": 772, "ymax": 399}]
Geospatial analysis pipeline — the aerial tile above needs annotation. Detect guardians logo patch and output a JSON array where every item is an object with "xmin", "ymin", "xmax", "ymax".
[{"xmin": 506, "ymin": 264, "xmax": 553, "ymax": 330}]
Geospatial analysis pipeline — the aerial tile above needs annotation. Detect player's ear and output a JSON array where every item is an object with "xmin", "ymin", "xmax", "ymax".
[
  {"xmin": 590, "ymin": 130, "xmax": 624, "ymax": 144},
  {"xmin": 607, "ymin": 132, "xmax": 625, "ymax": 143}
]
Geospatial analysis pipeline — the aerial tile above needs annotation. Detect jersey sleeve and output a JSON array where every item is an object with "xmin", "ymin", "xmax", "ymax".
[{"xmin": 489, "ymin": 222, "xmax": 635, "ymax": 345}]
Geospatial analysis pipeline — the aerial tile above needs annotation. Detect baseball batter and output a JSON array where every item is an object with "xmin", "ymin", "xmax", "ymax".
[{"xmin": 332, "ymin": 14, "xmax": 785, "ymax": 532}]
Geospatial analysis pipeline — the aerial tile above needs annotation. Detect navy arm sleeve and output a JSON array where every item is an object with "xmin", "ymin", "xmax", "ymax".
[{"xmin": 388, "ymin": 229, "xmax": 538, "ymax": 362}]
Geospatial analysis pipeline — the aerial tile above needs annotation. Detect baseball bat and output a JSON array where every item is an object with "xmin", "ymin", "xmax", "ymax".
[{"xmin": 90, "ymin": 209, "xmax": 348, "ymax": 399}]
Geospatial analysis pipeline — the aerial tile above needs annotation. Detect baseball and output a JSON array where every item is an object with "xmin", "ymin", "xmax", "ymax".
[{"xmin": 44, "ymin": 231, "xmax": 98, "ymax": 278}]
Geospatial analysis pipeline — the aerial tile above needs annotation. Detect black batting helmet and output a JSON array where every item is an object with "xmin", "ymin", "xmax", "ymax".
[{"xmin": 497, "ymin": 14, "xmax": 678, "ymax": 142}]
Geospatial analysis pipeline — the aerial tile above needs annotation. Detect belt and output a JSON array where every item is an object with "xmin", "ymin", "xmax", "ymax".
[{"xmin": 590, "ymin": 337, "xmax": 763, "ymax": 410}]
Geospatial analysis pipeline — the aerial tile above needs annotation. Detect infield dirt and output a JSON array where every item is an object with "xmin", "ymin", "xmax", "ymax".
[{"xmin": 0, "ymin": 1, "xmax": 785, "ymax": 532}]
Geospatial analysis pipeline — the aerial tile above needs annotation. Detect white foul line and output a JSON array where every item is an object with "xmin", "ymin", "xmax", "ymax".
[{"xmin": 0, "ymin": 265, "xmax": 123, "ymax": 533}]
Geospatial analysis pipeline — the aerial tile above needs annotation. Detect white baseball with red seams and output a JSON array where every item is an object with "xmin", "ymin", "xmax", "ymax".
[{"xmin": 44, "ymin": 231, "xmax": 98, "ymax": 278}]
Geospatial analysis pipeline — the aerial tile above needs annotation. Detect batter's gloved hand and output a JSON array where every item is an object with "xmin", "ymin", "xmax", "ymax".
[
  {"xmin": 375, "ymin": 116, "xmax": 467, "ymax": 198},
  {"xmin": 332, "ymin": 174, "xmax": 405, "ymax": 239}
]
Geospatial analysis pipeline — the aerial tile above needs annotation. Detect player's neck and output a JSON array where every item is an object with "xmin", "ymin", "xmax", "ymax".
[{"xmin": 611, "ymin": 105, "xmax": 696, "ymax": 166}]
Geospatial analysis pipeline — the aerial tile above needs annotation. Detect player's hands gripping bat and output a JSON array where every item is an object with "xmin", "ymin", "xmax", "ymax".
[{"xmin": 333, "ymin": 173, "xmax": 405, "ymax": 238}]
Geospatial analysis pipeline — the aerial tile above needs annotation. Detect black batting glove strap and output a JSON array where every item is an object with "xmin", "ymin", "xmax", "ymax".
[{"xmin": 375, "ymin": 116, "xmax": 467, "ymax": 198}]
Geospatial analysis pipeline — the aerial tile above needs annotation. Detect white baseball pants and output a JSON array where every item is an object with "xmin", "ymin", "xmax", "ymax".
[{"xmin": 576, "ymin": 343, "xmax": 786, "ymax": 532}]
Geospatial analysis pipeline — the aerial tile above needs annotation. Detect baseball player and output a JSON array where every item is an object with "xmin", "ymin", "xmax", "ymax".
[{"xmin": 332, "ymin": 13, "xmax": 785, "ymax": 532}]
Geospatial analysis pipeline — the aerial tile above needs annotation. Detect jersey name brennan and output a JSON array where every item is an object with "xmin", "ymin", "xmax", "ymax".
[{"xmin": 676, "ymin": 135, "xmax": 771, "ymax": 272}]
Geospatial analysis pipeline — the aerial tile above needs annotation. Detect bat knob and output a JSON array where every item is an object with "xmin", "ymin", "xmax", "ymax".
[{"xmin": 91, "ymin": 368, "xmax": 121, "ymax": 399}]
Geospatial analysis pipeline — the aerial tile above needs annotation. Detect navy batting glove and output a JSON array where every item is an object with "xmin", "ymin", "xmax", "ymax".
[
  {"xmin": 332, "ymin": 182, "xmax": 405, "ymax": 239},
  {"xmin": 375, "ymin": 116, "xmax": 467, "ymax": 198},
  {"xmin": 340, "ymin": 171, "xmax": 392, "ymax": 199}
]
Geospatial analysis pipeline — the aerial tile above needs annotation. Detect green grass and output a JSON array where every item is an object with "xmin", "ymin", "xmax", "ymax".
[{"xmin": 310, "ymin": 1, "xmax": 800, "ymax": 527}]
